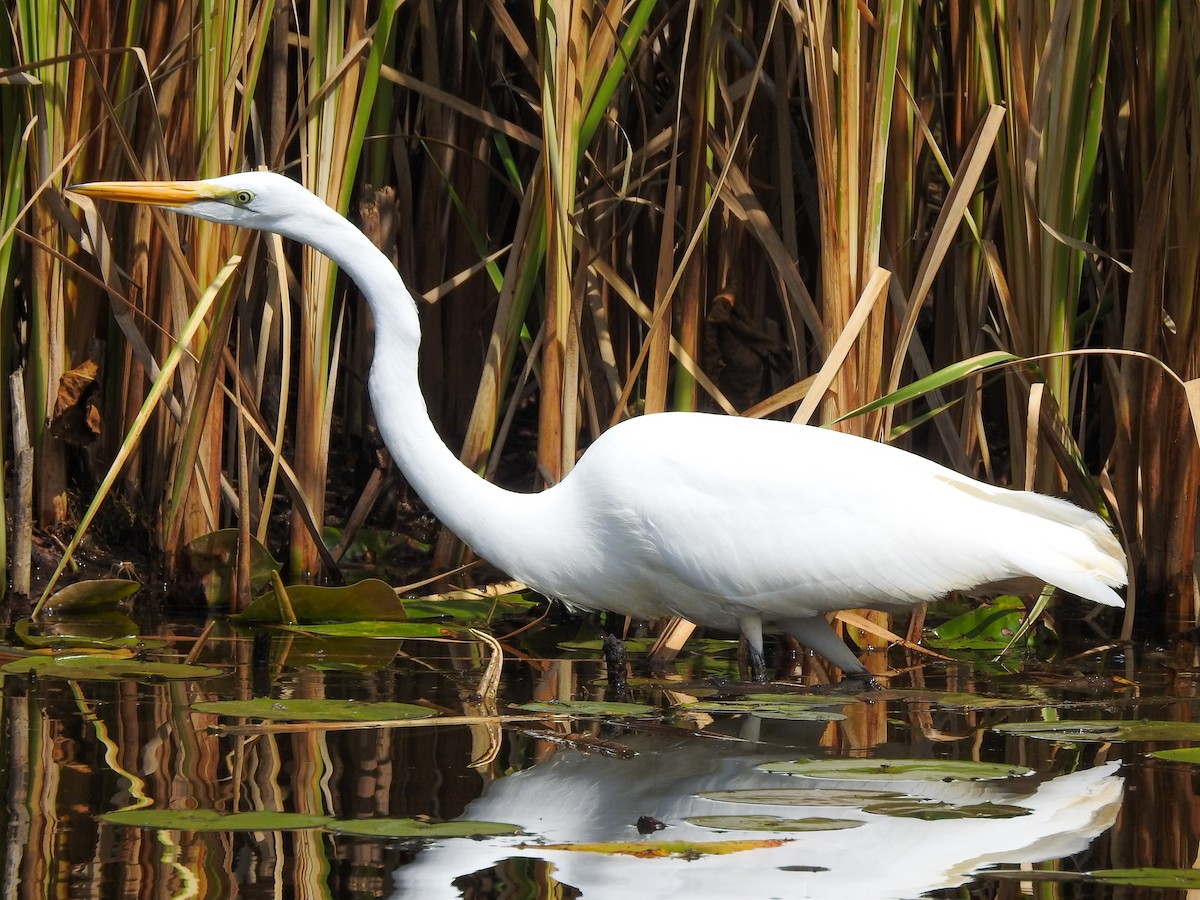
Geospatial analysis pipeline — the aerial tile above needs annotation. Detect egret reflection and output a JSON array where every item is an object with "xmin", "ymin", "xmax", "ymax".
[{"xmin": 394, "ymin": 734, "xmax": 1122, "ymax": 900}]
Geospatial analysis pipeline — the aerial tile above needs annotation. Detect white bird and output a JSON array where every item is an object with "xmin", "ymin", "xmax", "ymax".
[{"xmin": 70, "ymin": 172, "xmax": 1128, "ymax": 679}]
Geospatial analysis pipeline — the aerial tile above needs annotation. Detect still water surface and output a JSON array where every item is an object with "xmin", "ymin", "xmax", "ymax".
[{"xmin": 1, "ymin": 609, "xmax": 1197, "ymax": 899}]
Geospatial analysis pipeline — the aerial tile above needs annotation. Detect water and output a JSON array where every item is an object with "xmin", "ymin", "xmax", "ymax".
[{"xmin": 1, "ymin": 612, "xmax": 1198, "ymax": 899}]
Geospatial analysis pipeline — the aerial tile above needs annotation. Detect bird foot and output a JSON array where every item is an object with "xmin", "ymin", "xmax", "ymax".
[
  {"xmin": 602, "ymin": 632, "xmax": 629, "ymax": 699},
  {"xmin": 820, "ymin": 673, "xmax": 881, "ymax": 694},
  {"xmin": 747, "ymin": 645, "xmax": 770, "ymax": 684}
]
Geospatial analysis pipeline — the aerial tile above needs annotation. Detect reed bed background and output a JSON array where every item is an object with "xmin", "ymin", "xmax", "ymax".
[{"xmin": 1, "ymin": 1, "xmax": 1197, "ymax": 637}]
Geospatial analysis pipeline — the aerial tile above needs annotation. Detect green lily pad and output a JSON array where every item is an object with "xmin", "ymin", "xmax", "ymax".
[
  {"xmin": 276, "ymin": 621, "xmax": 454, "ymax": 639},
  {"xmin": 401, "ymin": 594, "xmax": 539, "ymax": 622},
  {"xmin": 992, "ymin": 719, "xmax": 1200, "ymax": 742},
  {"xmin": 862, "ymin": 799, "xmax": 1031, "ymax": 820},
  {"xmin": 329, "ymin": 818, "xmax": 522, "ymax": 838},
  {"xmin": 186, "ymin": 529, "xmax": 282, "ymax": 606},
  {"xmin": 2, "ymin": 656, "xmax": 224, "ymax": 682},
  {"xmin": 39, "ymin": 579, "xmax": 141, "ymax": 612},
  {"xmin": 513, "ymin": 700, "xmax": 656, "ymax": 717},
  {"xmin": 927, "ymin": 596, "xmax": 1028, "ymax": 650},
  {"xmin": 698, "ymin": 788, "xmax": 905, "ymax": 807},
  {"xmin": 266, "ymin": 634, "xmax": 404, "ymax": 672},
  {"xmin": 528, "ymin": 839, "xmax": 786, "ymax": 857},
  {"xmin": 686, "ymin": 815, "xmax": 863, "ymax": 832},
  {"xmin": 758, "ymin": 758, "xmax": 1033, "ymax": 781},
  {"xmin": 101, "ymin": 808, "xmax": 330, "ymax": 832},
  {"xmin": 989, "ymin": 867, "xmax": 1200, "ymax": 889},
  {"xmin": 559, "ymin": 637, "xmax": 737, "ymax": 655},
  {"xmin": 1148, "ymin": 747, "xmax": 1200, "ymax": 764},
  {"xmin": 192, "ymin": 698, "xmax": 437, "ymax": 722},
  {"xmin": 743, "ymin": 693, "xmax": 854, "ymax": 707},
  {"xmin": 678, "ymin": 700, "xmax": 845, "ymax": 721},
  {"xmin": 928, "ymin": 692, "xmax": 1041, "ymax": 709},
  {"xmin": 236, "ymin": 579, "xmax": 406, "ymax": 624},
  {"xmin": 1089, "ymin": 868, "xmax": 1200, "ymax": 889},
  {"xmin": 15, "ymin": 611, "xmax": 143, "ymax": 650}
]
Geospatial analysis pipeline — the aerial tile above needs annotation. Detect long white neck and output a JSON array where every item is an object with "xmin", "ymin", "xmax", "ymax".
[{"xmin": 282, "ymin": 201, "xmax": 542, "ymax": 573}]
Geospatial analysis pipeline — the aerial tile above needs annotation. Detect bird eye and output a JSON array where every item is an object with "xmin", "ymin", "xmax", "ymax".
[{"xmin": 235, "ymin": 190, "xmax": 253, "ymax": 205}]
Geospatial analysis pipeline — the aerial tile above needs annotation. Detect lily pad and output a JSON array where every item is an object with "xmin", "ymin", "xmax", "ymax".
[
  {"xmin": 2, "ymin": 656, "xmax": 224, "ymax": 682},
  {"xmin": 101, "ymin": 808, "xmax": 330, "ymax": 832},
  {"xmin": 686, "ymin": 815, "xmax": 863, "ymax": 832},
  {"xmin": 39, "ymin": 579, "xmax": 141, "ymax": 612},
  {"xmin": 758, "ymin": 758, "xmax": 1033, "ymax": 781},
  {"xmin": 1148, "ymin": 747, "xmax": 1200, "ymax": 764},
  {"xmin": 989, "ymin": 867, "xmax": 1200, "ymax": 889},
  {"xmin": 862, "ymin": 799, "xmax": 1031, "ymax": 820},
  {"xmin": 992, "ymin": 719, "xmax": 1200, "ymax": 742},
  {"xmin": 401, "ymin": 594, "xmax": 539, "ymax": 622},
  {"xmin": 275, "ymin": 621, "xmax": 454, "ymax": 639},
  {"xmin": 743, "ymin": 693, "xmax": 854, "ymax": 707},
  {"xmin": 1089, "ymin": 868, "xmax": 1200, "ymax": 889},
  {"xmin": 186, "ymin": 529, "xmax": 282, "ymax": 606},
  {"xmin": 267, "ymin": 635, "xmax": 404, "ymax": 672},
  {"xmin": 927, "ymin": 692, "xmax": 1041, "ymax": 710},
  {"xmin": 329, "ymin": 818, "xmax": 521, "ymax": 838},
  {"xmin": 522, "ymin": 839, "xmax": 785, "ymax": 857},
  {"xmin": 236, "ymin": 579, "xmax": 407, "ymax": 624},
  {"xmin": 678, "ymin": 700, "xmax": 845, "ymax": 721},
  {"xmin": 15, "ymin": 611, "xmax": 143, "ymax": 651},
  {"xmin": 927, "ymin": 596, "xmax": 1028, "ymax": 650},
  {"xmin": 192, "ymin": 698, "xmax": 437, "ymax": 722},
  {"xmin": 698, "ymin": 788, "xmax": 905, "ymax": 807},
  {"xmin": 513, "ymin": 700, "xmax": 656, "ymax": 716}
]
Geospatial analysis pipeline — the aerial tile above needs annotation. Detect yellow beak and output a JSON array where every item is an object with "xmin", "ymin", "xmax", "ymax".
[{"xmin": 68, "ymin": 180, "xmax": 217, "ymax": 206}]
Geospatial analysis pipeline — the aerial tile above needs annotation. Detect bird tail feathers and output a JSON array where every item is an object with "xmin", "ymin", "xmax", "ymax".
[{"xmin": 940, "ymin": 476, "xmax": 1128, "ymax": 608}]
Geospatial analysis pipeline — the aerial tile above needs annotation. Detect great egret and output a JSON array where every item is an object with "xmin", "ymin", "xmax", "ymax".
[{"xmin": 71, "ymin": 172, "xmax": 1128, "ymax": 680}]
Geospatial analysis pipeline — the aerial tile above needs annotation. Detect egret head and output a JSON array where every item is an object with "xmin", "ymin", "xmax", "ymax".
[{"xmin": 70, "ymin": 171, "xmax": 334, "ymax": 241}]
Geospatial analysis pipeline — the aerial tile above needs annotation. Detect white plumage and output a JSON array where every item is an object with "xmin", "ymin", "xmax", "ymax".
[{"xmin": 72, "ymin": 172, "xmax": 1128, "ymax": 677}]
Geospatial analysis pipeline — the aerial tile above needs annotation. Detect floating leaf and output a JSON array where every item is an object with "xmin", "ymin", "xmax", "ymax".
[
  {"xmin": 993, "ymin": 719, "xmax": 1200, "ymax": 742},
  {"xmin": 192, "ymin": 698, "xmax": 436, "ymax": 722},
  {"xmin": 927, "ymin": 596, "xmax": 1029, "ymax": 650},
  {"xmin": 522, "ymin": 839, "xmax": 785, "ymax": 858},
  {"xmin": 329, "ymin": 818, "xmax": 521, "ymax": 838},
  {"xmin": 15, "ymin": 611, "xmax": 143, "ymax": 650},
  {"xmin": 401, "ymin": 594, "xmax": 539, "ymax": 622},
  {"xmin": 678, "ymin": 700, "xmax": 845, "ymax": 722},
  {"xmin": 928, "ymin": 692, "xmax": 1041, "ymax": 710},
  {"xmin": 186, "ymin": 529, "xmax": 281, "ymax": 606},
  {"xmin": 698, "ymin": 788, "xmax": 905, "ymax": 807},
  {"xmin": 276, "ymin": 622, "xmax": 454, "ymax": 639},
  {"xmin": 236, "ymin": 579, "xmax": 406, "ymax": 624},
  {"xmin": 743, "ymin": 693, "xmax": 854, "ymax": 707},
  {"xmin": 1088, "ymin": 868, "xmax": 1200, "ymax": 889},
  {"xmin": 1149, "ymin": 747, "xmax": 1200, "ymax": 765},
  {"xmin": 38, "ymin": 579, "xmax": 140, "ymax": 613},
  {"xmin": 758, "ymin": 758, "xmax": 1033, "ymax": 781},
  {"xmin": 268, "ymin": 634, "xmax": 404, "ymax": 671},
  {"xmin": 513, "ymin": 700, "xmax": 656, "ymax": 717},
  {"xmin": 862, "ymin": 800, "xmax": 1031, "ymax": 820},
  {"xmin": 989, "ymin": 868, "xmax": 1200, "ymax": 889},
  {"xmin": 686, "ymin": 815, "xmax": 863, "ymax": 832},
  {"xmin": 560, "ymin": 637, "xmax": 736, "ymax": 655},
  {"xmin": 2, "ymin": 656, "xmax": 223, "ymax": 682},
  {"xmin": 101, "ymin": 808, "xmax": 330, "ymax": 832}
]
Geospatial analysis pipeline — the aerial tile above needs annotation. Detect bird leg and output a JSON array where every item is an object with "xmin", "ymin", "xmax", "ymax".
[
  {"xmin": 601, "ymin": 630, "xmax": 629, "ymax": 699},
  {"xmin": 740, "ymin": 614, "xmax": 769, "ymax": 683},
  {"xmin": 779, "ymin": 614, "xmax": 871, "ymax": 679}
]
